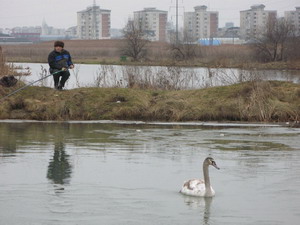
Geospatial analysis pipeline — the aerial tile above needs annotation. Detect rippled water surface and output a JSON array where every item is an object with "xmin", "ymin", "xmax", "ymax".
[{"xmin": 0, "ymin": 121, "xmax": 299, "ymax": 225}]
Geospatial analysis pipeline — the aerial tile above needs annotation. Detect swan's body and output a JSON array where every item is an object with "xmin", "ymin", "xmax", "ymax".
[
  {"xmin": 180, "ymin": 178, "xmax": 215, "ymax": 197},
  {"xmin": 180, "ymin": 157, "xmax": 219, "ymax": 197}
]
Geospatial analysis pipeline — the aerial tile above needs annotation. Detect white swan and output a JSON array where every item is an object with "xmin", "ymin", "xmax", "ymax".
[{"xmin": 180, "ymin": 157, "xmax": 220, "ymax": 197}]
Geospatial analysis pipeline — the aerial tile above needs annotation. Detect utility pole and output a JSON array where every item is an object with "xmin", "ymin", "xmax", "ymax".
[
  {"xmin": 170, "ymin": 0, "xmax": 182, "ymax": 45},
  {"xmin": 176, "ymin": 0, "xmax": 178, "ymax": 44},
  {"xmin": 92, "ymin": 0, "xmax": 97, "ymax": 39}
]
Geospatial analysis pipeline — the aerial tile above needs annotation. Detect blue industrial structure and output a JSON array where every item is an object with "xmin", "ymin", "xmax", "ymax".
[{"xmin": 198, "ymin": 38, "xmax": 221, "ymax": 46}]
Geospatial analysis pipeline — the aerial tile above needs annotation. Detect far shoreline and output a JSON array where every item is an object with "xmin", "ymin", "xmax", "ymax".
[
  {"xmin": 0, "ymin": 119, "xmax": 284, "ymax": 127},
  {"xmin": 2, "ymin": 39, "xmax": 300, "ymax": 71}
]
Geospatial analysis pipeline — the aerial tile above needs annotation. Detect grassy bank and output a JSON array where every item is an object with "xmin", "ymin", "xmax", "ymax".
[{"xmin": 0, "ymin": 81, "xmax": 299, "ymax": 123}]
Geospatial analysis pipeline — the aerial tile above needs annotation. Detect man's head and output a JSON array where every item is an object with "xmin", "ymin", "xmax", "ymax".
[{"xmin": 54, "ymin": 41, "xmax": 64, "ymax": 52}]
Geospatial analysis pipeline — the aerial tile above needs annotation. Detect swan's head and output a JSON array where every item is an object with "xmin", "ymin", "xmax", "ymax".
[{"xmin": 205, "ymin": 157, "xmax": 220, "ymax": 170}]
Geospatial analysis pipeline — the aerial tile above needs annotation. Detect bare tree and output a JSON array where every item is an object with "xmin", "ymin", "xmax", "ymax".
[
  {"xmin": 253, "ymin": 18, "xmax": 295, "ymax": 62},
  {"xmin": 169, "ymin": 29, "xmax": 197, "ymax": 61},
  {"xmin": 286, "ymin": 36, "xmax": 300, "ymax": 60},
  {"xmin": 121, "ymin": 20, "xmax": 149, "ymax": 61}
]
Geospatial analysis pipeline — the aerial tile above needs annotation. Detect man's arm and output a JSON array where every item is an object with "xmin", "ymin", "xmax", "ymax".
[
  {"xmin": 48, "ymin": 51, "xmax": 62, "ymax": 70},
  {"xmin": 66, "ymin": 50, "xmax": 74, "ymax": 69}
]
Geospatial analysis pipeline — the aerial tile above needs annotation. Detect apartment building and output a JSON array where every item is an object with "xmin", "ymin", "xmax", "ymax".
[
  {"xmin": 77, "ymin": 4, "xmax": 111, "ymax": 39},
  {"xmin": 285, "ymin": 7, "xmax": 300, "ymax": 36},
  {"xmin": 133, "ymin": 7, "xmax": 168, "ymax": 42},
  {"xmin": 240, "ymin": 4, "xmax": 277, "ymax": 40},
  {"xmin": 184, "ymin": 5, "xmax": 219, "ymax": 41}
]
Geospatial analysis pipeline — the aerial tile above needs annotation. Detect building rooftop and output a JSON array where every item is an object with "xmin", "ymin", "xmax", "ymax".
[
  {"xmin": 240, "ymin": 4, "xmax": 276, "ymax": 13},
  {"xmin": 134, "ymin": 7, "xmax": 167, "ymax": 13},
  {"xmin": 194, "ymin": 5, "xmax": 207, "ymax": 11},
  {"xmin": 77, "ymin": 5, "xmax": 111, "ymax": 13},
  {"xmin": 251, "ymin": 4, "xmax": 265, "ymax": 10}
]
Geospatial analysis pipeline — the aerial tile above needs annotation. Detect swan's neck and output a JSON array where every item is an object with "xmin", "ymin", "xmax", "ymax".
[{"xmin": 203, "ymin": 163, "xmax": 212, "ymax": 195}]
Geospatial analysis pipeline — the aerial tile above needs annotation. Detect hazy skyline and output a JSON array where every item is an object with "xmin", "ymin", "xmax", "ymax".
[{"xmin": 0, "ymin": 0, "xmax": 299, "ymax": 29}]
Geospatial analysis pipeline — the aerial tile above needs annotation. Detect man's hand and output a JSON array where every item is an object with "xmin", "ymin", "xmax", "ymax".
[{"xmin": 61, "ymin": 67, "xmax": 67, "ymax": 71}]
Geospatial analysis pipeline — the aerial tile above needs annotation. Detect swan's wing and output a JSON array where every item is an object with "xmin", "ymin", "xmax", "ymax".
[
  {"xmin": 180, "ymin": 179, "xmax": 206, "ymax": 196},
  {"xmin": 183, "ymin": 179, "xmax": 205, "ymax": 190}
]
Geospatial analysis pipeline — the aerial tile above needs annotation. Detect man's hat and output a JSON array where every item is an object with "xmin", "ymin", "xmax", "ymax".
[{"xmin": 54, "ymin": 41, "xmax": 64, "ymax": 48}]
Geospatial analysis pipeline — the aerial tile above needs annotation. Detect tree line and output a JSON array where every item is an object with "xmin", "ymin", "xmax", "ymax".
[{"xmin": 121, "ymin": 17, "xmax": 300, "ymax": 63}]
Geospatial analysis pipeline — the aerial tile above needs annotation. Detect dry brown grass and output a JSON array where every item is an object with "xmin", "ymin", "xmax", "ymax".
[
  {"xmin": 0, "ymin": 46, "xmax": 25, "ymax": 77},
  {"xmin": 0, "ymin": 46, "xmax": 10, "ymax": 76},
  {"xmin": 1, "ymin": 40, "xmax": 255, "ymax": 65},
  {"xmin": 1, "ymin": 40, "xmax": 170, "ymax": 64},
  {"xmin": 2, "ymin": 39, "xmax": 300, "ymax": 70},
  {"xmin": 0, "ymin": 81, "xmax": 299, "ymax": 123}
]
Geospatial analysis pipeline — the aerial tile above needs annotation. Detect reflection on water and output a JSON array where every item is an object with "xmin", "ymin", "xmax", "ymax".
[
  {"xmin": 47, "ymin": 142, "xmax": 72, "ymax": 186},
  {"xmin": 0, "ymin": 121, "xmax": 300, "ymax": 225},
  {"xmin": 182, "ymin": 196, "xmax": 213, "ymax": 225}
]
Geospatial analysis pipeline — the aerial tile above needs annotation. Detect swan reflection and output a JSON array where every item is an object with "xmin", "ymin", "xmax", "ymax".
[{"xmin": 182, "ymin": 196, "xmax": 213, "ymax": 225}]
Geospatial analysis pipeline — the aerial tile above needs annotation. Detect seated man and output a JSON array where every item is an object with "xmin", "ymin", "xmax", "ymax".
[{"xmin": 48, "ymin": 41, "xmax": 74, "ymax": 90}]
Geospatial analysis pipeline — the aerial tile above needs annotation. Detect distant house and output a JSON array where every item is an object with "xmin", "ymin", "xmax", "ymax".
[
  {"xmin": 11, "ymin": 26, "xmax": 41, "ymax": 42},
  {"xmin": 133, "ymin": 7, "xmax": 168, "ymax": 42},
  {"xmin": 240, "ymin": 4, "xmax": 277, "ymax": 40},
  {"xmin": 285, "ymin": 7, "xmax": 300, "ymax": 36},
  {"xmin": 184, "ymin": 5, "xmax": 219, "ymax": 41},
  {"xmin": 77, "ymin": 3, "xmax": 111, "ymax": 39},
  {"xmin": 0, "ymin": 33, "xmax": 33, "ymax": 45}
]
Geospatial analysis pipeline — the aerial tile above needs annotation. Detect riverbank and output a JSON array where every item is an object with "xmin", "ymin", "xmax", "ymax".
[{"xmin": 0, "ymin": 81, "xmax": 299, "ymax": 123}]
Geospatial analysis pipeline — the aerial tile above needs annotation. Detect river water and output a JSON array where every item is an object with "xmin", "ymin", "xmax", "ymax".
[
  {"xmin": 0, "ymin": 120, "xmax": 299, "ymax": 225},
  {"xmin": 14, "ymin": 63, "xmax": 300, "ymax": 89}
]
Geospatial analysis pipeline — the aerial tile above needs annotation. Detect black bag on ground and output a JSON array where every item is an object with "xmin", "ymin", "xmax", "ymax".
[{"xmin": 0, "ymin": 75, "xmax": 18, "ymax": 87}]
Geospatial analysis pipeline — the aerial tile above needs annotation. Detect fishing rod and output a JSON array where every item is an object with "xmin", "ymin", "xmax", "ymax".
[{"xmin": 0, "ymin": 69, "xmax": 64, "ymax": 102}]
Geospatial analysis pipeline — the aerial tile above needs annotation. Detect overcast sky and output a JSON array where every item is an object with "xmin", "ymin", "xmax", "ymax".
[{"xmin": 0, "ymin": 0, "xmax": 299, "ymax": 29}]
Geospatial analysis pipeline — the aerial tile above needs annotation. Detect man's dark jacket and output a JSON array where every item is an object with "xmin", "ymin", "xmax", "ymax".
[{"xmin": 48, "ymin": 49, "xmax": 73, "ymax": 72}]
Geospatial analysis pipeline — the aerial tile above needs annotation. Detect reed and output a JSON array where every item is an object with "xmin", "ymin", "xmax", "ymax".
[{"xmin": 2, "ymin": 40, "xmax": 300, "ymax": 69}]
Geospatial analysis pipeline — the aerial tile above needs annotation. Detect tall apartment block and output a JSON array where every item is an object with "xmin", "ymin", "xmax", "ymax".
[
  {"xmin": 133, "ymin": 7, "xmax": 168, "ymax": 42},
  {"xmin": 240, "ymin": 4, "xmax": 277, "ymax": 40},
  {"xmin": 284, "ymin": 7, "xmax": 300, "ymax": 36},
  {"xmin": 77, "ymin": 4, "xmax": 111, "ymax": 39},
  {"xmin": 184, "ymin": 5, "xmax": 219, "ymax": 40}
]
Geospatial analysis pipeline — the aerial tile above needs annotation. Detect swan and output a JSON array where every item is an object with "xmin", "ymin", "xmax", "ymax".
[{"xmin": 180, "ymin": 157, "xmax": 220, "ymax": 197}]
